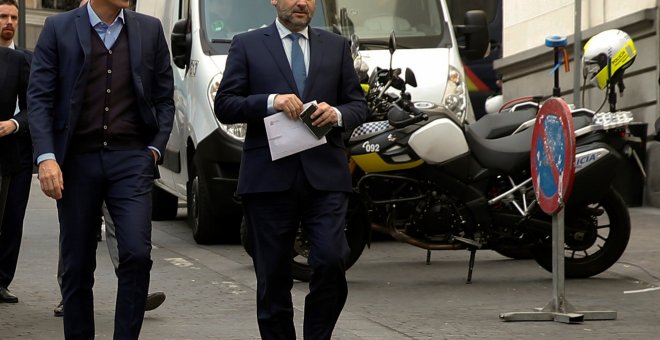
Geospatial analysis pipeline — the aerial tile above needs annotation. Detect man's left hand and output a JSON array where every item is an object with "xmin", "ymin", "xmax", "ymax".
[
  {"xmin": 310, "ymin": 102, "xmax": 337, "ymax": 127},
  {"xmin": 0, "ymin": 120, "xmax": 18, "ymax": 138}
]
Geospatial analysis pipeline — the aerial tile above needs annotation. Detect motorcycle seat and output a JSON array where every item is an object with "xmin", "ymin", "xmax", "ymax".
[
  {"xmin": 469, "ymin": 109, "xmax": 537, "ymax": 139},
  {"xmin": 466, "ymin": 114, "xmax": 594, "ymax": 173},
  {"xmin": 465, "ymin": 123, "xmax": 533, "ymax": 174}
]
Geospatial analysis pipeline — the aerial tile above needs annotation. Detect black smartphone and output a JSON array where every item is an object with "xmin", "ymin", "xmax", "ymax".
[{"xmin": 299, "ymin": 103, "xmax": 332, "ymax": 139}]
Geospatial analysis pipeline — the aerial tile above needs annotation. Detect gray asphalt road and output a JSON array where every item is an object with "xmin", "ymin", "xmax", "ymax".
[{"xmin": 1, "ymin": 176, "xmax": 659, "ymax": 339}]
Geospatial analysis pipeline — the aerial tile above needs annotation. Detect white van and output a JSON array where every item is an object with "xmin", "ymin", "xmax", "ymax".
[{"xmin": 135, "ymin": 0, "xmax": 488, "ymax": 244}]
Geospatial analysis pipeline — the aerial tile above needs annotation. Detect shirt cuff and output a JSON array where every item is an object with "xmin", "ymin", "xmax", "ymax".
[
  {"xmin": 148, "ymin": 146, "xmax": 161, "ymax": 161},
  {"xmin": 267, "ymin": 94, "xmax": 278, "ymax": 113},
  {"xmin": 9, "ymin": 119, "xmax": 19, "ymax": 133},
  {"xmin": 37, "ymin": 153, "xmax": 56, "ymax": 164},
  {"xmin": 333, "ymin": 107, "xmax": 343, "ymax": 127}
]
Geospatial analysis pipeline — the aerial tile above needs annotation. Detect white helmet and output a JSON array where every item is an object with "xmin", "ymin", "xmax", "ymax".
[{"xmin": 583, "ymin": 29, "xmax": 636, "ymax": 89}]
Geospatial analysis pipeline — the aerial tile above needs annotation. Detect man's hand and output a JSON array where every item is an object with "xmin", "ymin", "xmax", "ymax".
[
  {"xmin": 151, "ymin": 149, "xmax": 159, "ymax": 164},
  {"xmin": 38, "ymin": 160, "xmax": 64, "ymax": 200},
  {"xmin": 273, "ymin": 94, "xmax": 304, "ymax": 119},
  {"xmin": 309, "ymin": 102, "xmax": 338, "ymax": 127},
  {"xmin": 0, "ymin": 120, "xmax": 18, "ymax": 138}
]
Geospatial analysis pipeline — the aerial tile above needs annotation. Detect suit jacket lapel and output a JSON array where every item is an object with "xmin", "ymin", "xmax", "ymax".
[
  {"xmin": 263, "ymin": 23, "xmax": 299, "ymax": 96},
  {"xmin": 75, "ymin": 7, "xmax": 92, "ymax": 63},
  {"xmin": 71, "ymin": 7, "xmax": 92, "ymax": 129},
  {"xmin": 124, "ymin": 10, "xmax": 145, "ymax": 98},
  {"xmin": 305, "ymin": 28, "xmax": 324, "ymax": 100}
]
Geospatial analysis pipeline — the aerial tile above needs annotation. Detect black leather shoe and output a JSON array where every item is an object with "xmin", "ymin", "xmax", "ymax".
[
  {"xmin": 54, "ymin": 301, "xmax": 64, "ymax": 317},
  {"xmin": 0, "ymin": 286, "xmax": 18, "ymax": 303},
  {"xmin": 145, "ymin": 291, "xmax": 166, "ymax": 311}
]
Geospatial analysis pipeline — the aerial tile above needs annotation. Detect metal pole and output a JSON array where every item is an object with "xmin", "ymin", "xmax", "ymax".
[
  {"xmin": 18, "ymin": 0, "xmax": 26, "ymax": 48},
  {"xmin": 573, "ymin": 0, "xmax": 583, "ymax": 108}
]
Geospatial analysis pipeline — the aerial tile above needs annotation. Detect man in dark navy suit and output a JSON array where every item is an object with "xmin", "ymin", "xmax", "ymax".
[
  {"xmin": 28, "ymin": 0, "xmax": 174, "ymax": 338},
  {"xmin": 0, "ymin": 0, "xmax": 30, "ymax": 304},
  {"xmin": 215, "ymin": 0, "xmax": 367, "ymax": 339}
]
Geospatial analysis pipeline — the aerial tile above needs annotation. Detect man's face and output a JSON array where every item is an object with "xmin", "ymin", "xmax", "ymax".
[
  {"xmin": 0, "ymin": 4, "xmax": 18, "ymax": 43},
  {"xmin": 271, "ymin": 0, "xmax": 315, "ymax": 32}
]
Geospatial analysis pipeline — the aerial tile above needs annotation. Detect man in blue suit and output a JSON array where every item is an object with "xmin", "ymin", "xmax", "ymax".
[
  {"xmin": 28, "ymin": 0, "xmax": 174, "ymax": 338},
  {"xmin": 215, "ymin": 0, "xmax": 367, "ymax": 339}
]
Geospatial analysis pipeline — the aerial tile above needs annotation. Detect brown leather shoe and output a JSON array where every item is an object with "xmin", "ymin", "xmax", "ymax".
[{"xmin": 0, "ymin": 286, "xmax": 18, "ymax": 303}]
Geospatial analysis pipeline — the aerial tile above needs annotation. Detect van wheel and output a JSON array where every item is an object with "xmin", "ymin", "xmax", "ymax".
[
  {"xmin": 151, "ymin": 184, "xmax": 178, "ymax": 221},
  {"xmin": 188, "ymin": 176, "xmax": 223, "ymax": 244}
]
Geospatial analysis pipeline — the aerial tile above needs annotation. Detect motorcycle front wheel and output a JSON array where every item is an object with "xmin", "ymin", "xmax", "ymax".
[
  {"xmin": 531, "ymin": 188, "xmax": 631, "ymax": 278},
  {"xmin": 240, "ymin": 193, "xmax": 370, "ymax": 282}
]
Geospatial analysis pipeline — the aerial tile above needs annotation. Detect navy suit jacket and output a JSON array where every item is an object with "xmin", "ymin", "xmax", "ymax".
[
  {"xmin": 0, "ymin": 47, "xmax": 30, "ymax": 176},
  {"xmin": 28, "ymin": 7, "xmax": 174, "ymax": 166},
  {"xmin": 215, "ymin": 23, "xmax": 367, "ymax": 194}
]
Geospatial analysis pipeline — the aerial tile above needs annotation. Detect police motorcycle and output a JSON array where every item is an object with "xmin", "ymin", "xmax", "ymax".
[{"xmin": 349, "ymin": 30, "xmax": 632, "ymax": 282}]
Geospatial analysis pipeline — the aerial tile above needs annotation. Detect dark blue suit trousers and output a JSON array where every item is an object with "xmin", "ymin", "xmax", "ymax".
[
  {"xmin": 243, "ymin": 170, "xmax": 349, "ymax": 340},
  {"xmin": 57, "ymin": 149, "xmax": 154, "ymax": 339}
]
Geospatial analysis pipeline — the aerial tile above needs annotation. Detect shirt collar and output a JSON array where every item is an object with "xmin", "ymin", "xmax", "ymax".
[
  {"xmin": 275, "ymin": 18, "xmax": 309, "ymax": 40},
  {"xmin": 8, "ymin": 41, "xmax": 15, "ymax": 49},
  {"xmin": 87, "ymin": 3, "xmax": 125, "ymax": 27}
]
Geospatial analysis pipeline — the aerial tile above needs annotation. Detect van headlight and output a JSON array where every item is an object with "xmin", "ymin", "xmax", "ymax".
[
  {"xmin": 208, "ymin": 73, "xmax": 246, "ymax": 141},
  {"xmin": 443, "ymin": 66, "xmax": 468, "ymax": 122}
]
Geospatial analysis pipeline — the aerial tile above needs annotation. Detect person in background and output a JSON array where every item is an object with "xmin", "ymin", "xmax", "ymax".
[
  {"xmin": 28, "ymin": 0, "xmax": 174, "ymax": 337},
  {"xmin": 51, "ymin": 0, "xmax": 167, "ymax": 318},
  {"xmin": 215, "ymin": 0, "xmax": 368, "ymax": 338},
  {"xmin": 0, "ymin": 0, "xmax": 32, "ymax": 305}
]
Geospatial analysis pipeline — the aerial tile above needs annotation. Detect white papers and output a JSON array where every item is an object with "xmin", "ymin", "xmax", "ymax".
[{"xmin": 264, "ymin": 101, "xmax": 327, "ymax": 161}]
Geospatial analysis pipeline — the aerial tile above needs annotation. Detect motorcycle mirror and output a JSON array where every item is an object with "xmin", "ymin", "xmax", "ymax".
[
  {"xmin": 388, "ymin": 31, "xmax": 397, "ymax": 55},
  {"xmin": 388, "ymin": 31, "xmax": 397, "ymax": 72},
  {"xmin": 405, "ymin": 68, "xmax": 417, "ymax": 88}
]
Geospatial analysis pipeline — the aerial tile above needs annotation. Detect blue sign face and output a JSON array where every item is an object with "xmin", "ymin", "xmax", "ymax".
[
  {"xmin": 530, "ymin": 98, "xmax": 576, "ymax": 215},
  {"xmin": 534, "ymin": 115, "xmax": 567, "ymax": 199}
]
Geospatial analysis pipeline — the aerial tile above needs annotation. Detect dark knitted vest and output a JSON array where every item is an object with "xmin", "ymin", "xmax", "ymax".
[{"xmin": 71, "ymin": 26, "xmax": 146, "ymax": 153}]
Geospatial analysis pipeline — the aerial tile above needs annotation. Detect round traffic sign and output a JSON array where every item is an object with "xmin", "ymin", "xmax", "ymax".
[{"xmin": 530, "ymin": 98, "xmax": 576, "ymax": 214}]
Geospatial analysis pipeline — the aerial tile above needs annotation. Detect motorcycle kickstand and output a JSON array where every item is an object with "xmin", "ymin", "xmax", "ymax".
[
  {"xmin": 426, "ymin": 250, "xmax": 431, "ymax": 265},
  {"xmin": 466, "ymin": 247, "xmax": 477, "ymax": 284}
]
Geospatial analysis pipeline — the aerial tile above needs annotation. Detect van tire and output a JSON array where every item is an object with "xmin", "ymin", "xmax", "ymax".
[
  {"xmin": 151, "ymin": 184, "xmax": 178, "ymax": 221},
  {"xmin": 187, "ymin": 174, "xmax": 240, "ymax": 244},
  {"xmin": 188, "ymin": 176, "xmax": 223, "ymax": 244}
]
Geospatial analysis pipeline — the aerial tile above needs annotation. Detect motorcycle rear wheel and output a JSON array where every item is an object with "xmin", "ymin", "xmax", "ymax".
[{"xmin": 531, "ymin": 188, "xmax": 631, "ymax": 278}]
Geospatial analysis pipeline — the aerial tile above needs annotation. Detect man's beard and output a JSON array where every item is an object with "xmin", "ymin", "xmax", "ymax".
[
  {"xmin": 1, "ymin": 29, "xmax": 14, "ymax": 41},
  {"xmin": 279, "ymin": 10, "xmax": 311, "ymax": 32}
]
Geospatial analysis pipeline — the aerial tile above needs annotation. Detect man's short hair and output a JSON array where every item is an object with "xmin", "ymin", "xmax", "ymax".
[{"xmin": 0, "ymin": 0, "xmax": 18, "ymax": 9}]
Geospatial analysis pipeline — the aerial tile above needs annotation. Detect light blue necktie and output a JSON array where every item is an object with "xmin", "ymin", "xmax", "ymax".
[{"xmin": 288, "ymin": 33, "xmax": 306, "ymax": 97}]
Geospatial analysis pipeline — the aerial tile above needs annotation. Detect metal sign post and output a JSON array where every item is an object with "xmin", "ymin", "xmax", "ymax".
[{"xmin": 499, "ymin": 97, "xmax": 616, "ymax": 323}]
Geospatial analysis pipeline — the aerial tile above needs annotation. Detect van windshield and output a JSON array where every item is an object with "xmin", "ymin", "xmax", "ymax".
[{"xmin": 201, "ymin": 0, "xmax": 449, "ymax": 54}]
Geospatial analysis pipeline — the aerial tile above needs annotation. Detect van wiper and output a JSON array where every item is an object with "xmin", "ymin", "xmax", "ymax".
[
  {"xmin": 212, "ymin": 39, "xmax": 232, "ymax": 43},
  {"xmin": 359, "ymin": 39, "xmax": 410, "ymax": 50}
]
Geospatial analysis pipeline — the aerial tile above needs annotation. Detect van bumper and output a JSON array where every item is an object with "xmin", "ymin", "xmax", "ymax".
[{"xmin": 195, "ymin": 129, "xmax": 243, "ymax": 210}]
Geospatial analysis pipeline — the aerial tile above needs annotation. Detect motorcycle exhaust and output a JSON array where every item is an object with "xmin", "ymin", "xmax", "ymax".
[{"xmin": 371, "ymin": 222, "xmax": 467, "ymax": 250}]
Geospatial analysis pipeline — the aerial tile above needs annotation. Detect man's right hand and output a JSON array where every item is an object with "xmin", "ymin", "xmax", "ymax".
[
  {"xmin": 273, "ymin": 94, "xmax": 304, "ymax": 119},
  {"xmin": 38, "ymin": 159, "xmax": 64, "ymax": 200}
]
